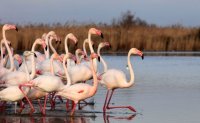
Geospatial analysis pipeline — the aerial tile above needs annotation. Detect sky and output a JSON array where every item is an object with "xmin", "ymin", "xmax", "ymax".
[{"xmin": 0, "ymin": 0, "xmax": 200, "ymax": 27}]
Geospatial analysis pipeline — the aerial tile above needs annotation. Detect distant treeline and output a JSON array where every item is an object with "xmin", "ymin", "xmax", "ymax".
[{"xmin": 0, "ymin": 11, "xmax": 200, "ymax": 52}]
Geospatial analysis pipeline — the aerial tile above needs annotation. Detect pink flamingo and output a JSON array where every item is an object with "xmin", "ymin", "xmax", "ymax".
[
  {"xmin": 98, "ymin": 48, "xmax": 144, "ymax": 113},
  {"xmin": 67, "ymin": 28, "xmax": 103, "ymax": 84},
  {"xmin": 0, "ymin": 24, "xmax": 18, "ymax": 78},
  {"xmin": 0, "ymin": 51, "xmax": 35, "ymax": 113},
  {"xmin": 19, "ymin": 53, "xmax": 64, "ymax": 115},
  {"xmin": 55, "ymin": 53, "xmax": 99, "ymax": 116},
  {"xmin": 1, "ymin": 39, "xmax": 46, "ymax": 86}
]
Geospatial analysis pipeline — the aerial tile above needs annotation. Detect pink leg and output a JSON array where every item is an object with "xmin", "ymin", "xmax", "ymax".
[
  {"xmin": 70, "ymin": 101, "xmax": 77, "ymax": 116},
  {"xmin": 17, "ymin": 100, "xmax": 26, "ymax": 114},
  {"xmin": 38, "ymin": 99, "xmax": 43, "ymax": 113},
  {"xmin": 19, "ymin": 84, "xmax": 35, "ymax": 115},
  {"xmin": 103, "ymin": 90, "xmax": 110, "ymax": 112},
  {"xmin": 66, "ymin": 99, "xmax": 69, "ymax": 111},
  {"xmin": 42, "ymin": 94, "xmax": 48, "ymax": 115},
  {"xmin": 106, "ymin": 89, "xmax": 136, "ymax": 113}
]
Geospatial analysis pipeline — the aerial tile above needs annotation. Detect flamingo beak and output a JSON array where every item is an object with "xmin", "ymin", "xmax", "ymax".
[
  {"xmin": 34, "ymin": 53, "xmax": 37, "ymax": 58},
  {"xmin": 98, "ymin": 56, "xmax": 101, "ymax": 62},
  {"xmin": 19, "ymin": 62, "xmax": 22, "ymax": 67},
  {"xmin": 3, "ymin": 54, "xmax": 6, "ymax": 58},
  {"xmin": 16, "ymin": 27, "xmax": 19, "ymax": 32},
  {"xmin": 141, "ymin": 54, "xmax": 144, "ymax": 60},
  {"xmin": 45, "ymin": 46, "xmax": 48, "ymax": 51},
  {"xmin": 100, "ymin": 33, "xmax": 104, "ymax": 39}
]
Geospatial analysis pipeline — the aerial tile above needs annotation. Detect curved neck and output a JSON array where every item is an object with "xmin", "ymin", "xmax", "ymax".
[
  {"xmin": 1, "ymin": 40, "xmax": 4, "ymax": 66},
  {"xmin": 2, "ymin": 29, "xmax": 6, "ymax": 41},
  {"xmin": 44, "ymin": 34, "xmax": 50, "ymax": 59},
  {"xmin": 124, "ymin": 52, "xmax": 135, "ymax": 88},
  {"xmin": 75, "ymin": 52, "xmax": 81, "ymax": 64},
  {"xmin": 90, "ymin": 59, "xmax": 98, "ymax": 95},
  {"xmin": 29, "ymin": 42, "xmax": 37, "ymax": 79},
  {"xmin": 88, "ymin": 33, "xmax": 97, "ymax": 71},
  {"xmin": 64, "ymin": 36, "xmax": 69, "ymax": 54},
  {"xmin": 3, "ymin": 40, "xmax": 14, "ymax": 72},
  {"xmin": 63, "ymin": 56, "xmax": 71, "ymax": 86},
  {"xmin": 83, "ymin": 40, "xmax": 88, "ymax": 57},
  {"xmin": 49, "ymin": 38, "xmax": 57, "ymax": 54},
  {"xmin": 97, "ymin": 45, "xmax": 107, "ymax": 73}
]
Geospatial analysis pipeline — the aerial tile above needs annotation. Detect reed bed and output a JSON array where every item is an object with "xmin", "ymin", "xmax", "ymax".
[{"xmin": 0, "ymin": 24, "xmax": 200, "ymax": 53}]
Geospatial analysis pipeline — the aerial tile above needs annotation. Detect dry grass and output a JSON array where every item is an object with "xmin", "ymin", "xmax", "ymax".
[{"xmin": 0, "ymin": 24, "xmax": 200, "ymax": 53}]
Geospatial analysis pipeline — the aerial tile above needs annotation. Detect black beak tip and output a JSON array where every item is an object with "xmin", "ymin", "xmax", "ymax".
[
  {"xmin": 75, "ymin": 43, "xmax": 78, "ymax": 47},
  {"xmin": 3, "ymin": 54, "xmax": 6, "ymax": 58},
  {"xmin": 141, "ymin": 55, "xmax": 144, "ymax": 60},
  {"xmin": 109, "ymin": 45, "xmax": 112, "ymax": 48},
  {"xmin": 59, "ymin": 41, "xmax": 61, "ymax": 44},
  {"xmin": 16, "ymin": 27, "xmax": 19, "ymax": 32},
  {"xmin": 56, "ymin": 41, "xmax": 58, "ymax": 44},
  {"xmin": 19, "ymin": 63, "xmax": 22, "ymax": 67},
  {"xmin": 34, "ymin": 53, "xmax": 37, "ymax": 58},
  {"xmin": 98, "ymin": 56, "xmax": 100, "ymax": 62},
  {"xmin": 45, "ymin": 46, "xmax": 48, "ymax": 51},
  {"xmin": 100, "ymin": 33, "xmax": 104, "ymax": 39}
]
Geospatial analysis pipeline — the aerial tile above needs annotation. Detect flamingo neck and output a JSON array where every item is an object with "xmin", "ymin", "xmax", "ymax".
[
  {"xmin": 124, "ymin": 51, "xmax": 135, "ymax": 88},
  {"xmin": 63, "ymin": 56, "xmax": 71, "ymax": 86},
  {"xmin": 44, "ymin": 33, "xmax": 50, "ymax": 59},
  {"xmin": 88, "ymin": 33, "xmax": 97, "ymax": 72},
  {"xmin": 49, "ymin": 38, "xmax": 57, "ymax": 54},
  {"xmin": 97, "ymin": 45, "xmax": 107, "ymax": 73},
  {"xmin": 2, "ymin": 30, "xmax": 14, "ymax": 72},
  {"xmin": 83, "ymin": 40, "xmax": 88, "ymax": 57},
  {"xmin": 30, "ymin": 42, "xmax": 37, "ymax": 79},
  {"xmin": 75, "ymin": 52, "xmax": 81, "ymax": 64},
  {"xmin": 90, "ymin": 59, "xmax": 98, "ymax": 95},
  {"xmin": 64, "ymin": 36, "xmax": 69, "ymax": 54},
  {"xmin": 1, "ymin": 41, "xmax": 4, "ymax": 66}
]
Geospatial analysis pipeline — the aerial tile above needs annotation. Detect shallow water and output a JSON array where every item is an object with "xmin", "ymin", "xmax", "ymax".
[{"xmin": 1, "ymin": 55, "xmax": 200, "ymax": 123}]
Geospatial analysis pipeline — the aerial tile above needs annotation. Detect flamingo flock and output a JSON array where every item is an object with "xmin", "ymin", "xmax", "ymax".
[{"xmin": 0, "ymin": 24, "xmax": 144, "ymax": 116}]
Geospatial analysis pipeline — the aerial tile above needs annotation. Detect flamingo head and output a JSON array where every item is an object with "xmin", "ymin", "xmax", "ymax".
[
  {"xmin": 89, "ymin": 28, "xmax": 104, "ymax": 38},
  {"xmin": 67, "ymin": 33, "xmax": 78, "ymax": 46},
  {"xmin": 3, "ymin": 24, "xmax": 18, "ymax": 32},
  {"xmin": 36, "ymin": 38, "xmax": 47, "ymax": 51},
  {"xmin": 13, "ymin": 54, "xmax": 23, "ymax": 67},
  {"xmin": 131, "ymin": 48, "xmax": 144, "ymax": 60},
  {"xmin": 41, "ymin": 33, "xmax": 47, "ymax": 40},
  {"xmin": 90, "ymin": 52, "xmax": 99, "ymax": 60},
  {"xmin": 102, "ymin": 41, "xmax": 111, "ymax": 48}
]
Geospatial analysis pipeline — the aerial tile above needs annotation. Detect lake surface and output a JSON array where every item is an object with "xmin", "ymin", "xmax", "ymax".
[{"xmin": 1, "ymin": 55, "xmax": 200, "ymax": 123}]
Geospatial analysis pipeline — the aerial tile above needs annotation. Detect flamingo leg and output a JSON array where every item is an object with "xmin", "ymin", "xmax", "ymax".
[
  {"xmin": 17, "ymin": 100, "xmax": 26, "ymax": 114},
  {"xmin": 66, "ymin": 99, "xmax": 69, "ymax": 111},
  {"xmin": 106, "ymin": 89, "xmax": 136, "ymax": 113},
  {"xmin": 70, "ymin": 101, "xmax": 77, "ymax": 116},
  {"xmin": 42, "ymin": 94, "xmax": 48, "ymax": 115},
  {"xmin": 38, "ymin": 99, "xmax": 43, "ymax": 113},
  {"xmin": 0, "ymin": 101, "xmax": 6, "ymax": 112},
  {"xmin": 103, "ymin": 90, "xmax": 110, "ymax": 112},
  {"xmin": 19, "ymin": 84, "xmax": 35, "ymax": 115}
]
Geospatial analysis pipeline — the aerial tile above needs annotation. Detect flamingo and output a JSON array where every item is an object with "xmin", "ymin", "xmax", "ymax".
[
  {"xmin": 98, "ymin": 48, "xmax": 144, "ymax": 113},
  {"xmin": 0, "ymin": 24, "xmax": 18, "ymax": 78},
  {"xmin": 1, "ymin": 39, "xmax": 45, "ymax": 86},
  {"xmin": 75, "ymin": 49, "xmax": 86, "ymax": 64},
  {"xmin": 55, "ymin": 53, "xmax": 99, "ymax": 116},
  {"xmin": 19, "ymin": 53, "xmax": 64, "ymax": 115},
  {"xmin": 67, "ymin": 28, "xmax": 103, "ymax": 84},
  {"xmin": 0, "ymin": 51, "xmax": 35, "ymax": 113}
]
